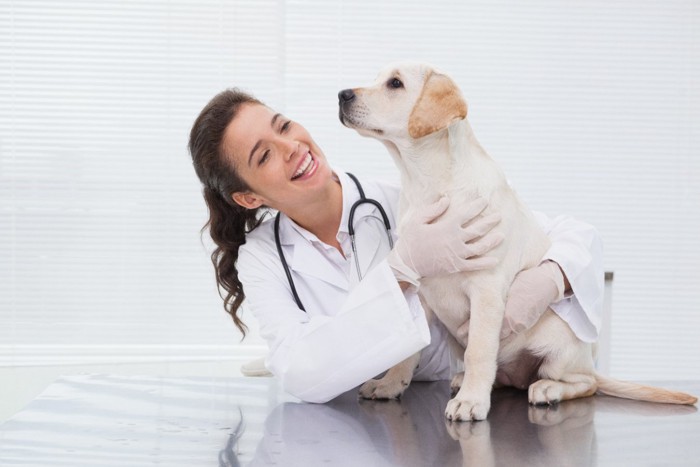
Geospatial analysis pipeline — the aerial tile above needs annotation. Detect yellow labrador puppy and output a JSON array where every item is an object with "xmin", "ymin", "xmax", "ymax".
[{"xmin": 338, "ymin": 62, "xmax": 697, "ymax": 421}]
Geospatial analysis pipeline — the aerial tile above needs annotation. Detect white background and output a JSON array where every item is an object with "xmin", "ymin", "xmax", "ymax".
[{"xmin": 1, "ymin": 0, "xmax": 698, "ymax": 380}]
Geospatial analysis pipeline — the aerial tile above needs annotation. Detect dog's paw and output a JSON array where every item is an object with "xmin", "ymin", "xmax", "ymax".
[
  {"xmin": 527, "ymin": 404, "xmax": 562, "ymax": 426},
  {"xmin": 450, "ymin": 372, "xmax": 465, "ymax": 396},
  {"xmin": 528, "ymin": 379, "xmax": 563, "ymax": 406},
  {"xmin": 444, "ymin": 417, "xmax": 490, "ymax": 440},
  {"xmin": 445, "ymin": 393, "xmax": 491, "ymax": 421},
  {"xmin": 358, "ymin": 397, "xmax": 406, "ymax": 418},
  {"xmin": 359, "ymin": 378, "xmax": 408, "ymax": 400}
]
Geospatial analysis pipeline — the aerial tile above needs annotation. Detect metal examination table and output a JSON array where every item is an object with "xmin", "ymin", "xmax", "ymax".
[{"xmin": 0, "ymin": 374, "xmax": 697, "ymax": 466}]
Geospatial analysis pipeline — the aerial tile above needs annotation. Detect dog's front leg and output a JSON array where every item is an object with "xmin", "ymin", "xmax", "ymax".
[
  {"xmin": 359, "ymin": 352, "xmax": 421, "ymax": 400},
  {"xmin": 445, "ymin": 286, "xmax": 504, "ymax": 421}
]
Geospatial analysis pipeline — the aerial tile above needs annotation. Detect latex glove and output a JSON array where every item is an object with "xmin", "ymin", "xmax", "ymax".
[
  {"xmin": 499, "ymin": 260, "xmax": 567, "ymax": 339},
  {"xmin": 388, "ymin": 196, "xmax": 504, "ymax": 286}
]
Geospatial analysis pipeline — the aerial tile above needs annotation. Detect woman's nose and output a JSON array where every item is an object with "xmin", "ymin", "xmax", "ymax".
[{"xmin": 279, "ymin": 138, "xmax": 298, "ymax": 161}]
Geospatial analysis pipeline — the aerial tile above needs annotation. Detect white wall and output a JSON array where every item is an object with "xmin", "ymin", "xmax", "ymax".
[{"xmin": 1, "ymin": 0, "xmax": 698, "ymax": 380}]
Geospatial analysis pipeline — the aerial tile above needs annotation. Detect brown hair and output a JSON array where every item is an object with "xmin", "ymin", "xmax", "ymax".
[{"xmin": 188, "ymin": 88, "xmax": 266, "ymax": 336}]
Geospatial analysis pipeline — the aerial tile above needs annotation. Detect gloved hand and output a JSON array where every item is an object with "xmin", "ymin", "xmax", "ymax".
[
  {"xmin": 500, "ymin": 260, "xmax": 568, "ymax": 339},
  {"xmin": 388, "ymin": 196, "xmax": 504, "ymax": 286}
]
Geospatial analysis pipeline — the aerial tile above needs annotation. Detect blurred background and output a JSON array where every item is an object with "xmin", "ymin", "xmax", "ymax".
[{"xmin": 1, "ymin": 0, "xmax": 698, "ymax": 418}]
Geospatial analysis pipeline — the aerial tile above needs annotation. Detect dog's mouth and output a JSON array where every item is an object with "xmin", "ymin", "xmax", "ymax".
[{"xmin": 338, "ymin": 109, "xmax": 383, "ymax": 135}]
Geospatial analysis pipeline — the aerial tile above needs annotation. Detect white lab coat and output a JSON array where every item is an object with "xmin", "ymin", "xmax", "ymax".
[{"xmin": 238, "ymin": 172, "xmax": 604, "ymax": 403}]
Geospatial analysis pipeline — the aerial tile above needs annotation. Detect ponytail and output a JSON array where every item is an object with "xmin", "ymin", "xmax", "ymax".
[
  {"xmin": 202, "ymin": 186, "xmax": 265, "ymax": 336},
  {"xmin": 189, "ymin": 89, "xmax": 265, "ymax": 337}
]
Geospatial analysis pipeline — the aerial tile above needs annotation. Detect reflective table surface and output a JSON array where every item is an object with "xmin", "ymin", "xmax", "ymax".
[{"xmin": 0, "ymin": 374, "xmax": 697, "ymax": 466}]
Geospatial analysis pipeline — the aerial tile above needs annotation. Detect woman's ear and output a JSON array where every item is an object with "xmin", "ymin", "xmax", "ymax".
[{"xmin": 232, "ymin": 191, "xmax": 265, "ymax": 209}]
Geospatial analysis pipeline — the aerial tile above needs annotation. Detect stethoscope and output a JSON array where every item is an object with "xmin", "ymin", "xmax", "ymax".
[{"xmin": 274, "ymin": 173, "xmax": 394, "ymax": 312}]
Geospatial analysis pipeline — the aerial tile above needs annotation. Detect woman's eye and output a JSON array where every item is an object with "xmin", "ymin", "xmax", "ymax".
[
  {"xmin": 259, "ymin": 150, "xmax": 270, "ymax": 165},
  {"xmin": 388, "ymin": 78, "xmax": 403, "ymax": 89},
  {"xmin": 281, "ymin": 121, "xmax": 292, "ymax": 132}
]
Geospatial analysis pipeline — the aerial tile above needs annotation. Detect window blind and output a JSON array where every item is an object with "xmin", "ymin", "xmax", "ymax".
[
  {"xmin": 0, "ymin": 0, "xmax": 284, "ymax": 363},
  {"xmin": 1, "ymin": 0, "xmax": 699, "ymax": 380}
]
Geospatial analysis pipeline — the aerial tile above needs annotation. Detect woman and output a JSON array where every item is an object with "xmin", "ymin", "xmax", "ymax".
[{"xmin": 189, "ymin": 89, "xmax": 604, "ymax": 403}]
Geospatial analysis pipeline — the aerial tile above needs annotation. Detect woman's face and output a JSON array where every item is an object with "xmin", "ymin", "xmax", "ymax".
[{"xmin": 223, "ymin": 103, "xmax": 334, "ymax": 212}]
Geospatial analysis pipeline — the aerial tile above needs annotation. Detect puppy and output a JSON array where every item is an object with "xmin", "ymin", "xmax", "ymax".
[{"xmin": 338, "ymin": 62, "xmax": 697, "ymax": 421}]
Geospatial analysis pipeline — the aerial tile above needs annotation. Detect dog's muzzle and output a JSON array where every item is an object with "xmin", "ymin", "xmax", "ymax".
[{"xmin": 338, "ymin": 88, "xmax": 356, "ymax": 125}]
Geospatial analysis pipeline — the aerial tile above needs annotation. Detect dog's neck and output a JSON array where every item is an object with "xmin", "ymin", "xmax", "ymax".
[{"xmin": 384, "ymin": 118, "xmax": 505, "ymax": 205}]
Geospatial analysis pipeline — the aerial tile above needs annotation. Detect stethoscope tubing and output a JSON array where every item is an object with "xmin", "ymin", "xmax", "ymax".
[{"xmin": 274, "ymin": 173, "xmax": 394, "ymax": 312}]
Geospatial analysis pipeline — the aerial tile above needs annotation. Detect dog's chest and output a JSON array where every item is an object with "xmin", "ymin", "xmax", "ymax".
[{"xmin": 418, "ymin": 275, "xmax": 473, "ymax": 336}]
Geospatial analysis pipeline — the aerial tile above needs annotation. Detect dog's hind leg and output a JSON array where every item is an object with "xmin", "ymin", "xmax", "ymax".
[
  {"xmin": 528, "ymin": 340, "xmax": 597, "ymax": 405},
  {"xmin": 528, "ymin": 374, "xmax": 597, "ymax": 406},
  {"xmin": 522, "ymin": 310, "xmax": 598, "ymax": 405}
]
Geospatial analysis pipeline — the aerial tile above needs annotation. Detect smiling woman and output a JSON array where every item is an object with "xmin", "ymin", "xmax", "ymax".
[{"xmin": 189, "ymin": 89, "xmax": 348, "ymax": 335}]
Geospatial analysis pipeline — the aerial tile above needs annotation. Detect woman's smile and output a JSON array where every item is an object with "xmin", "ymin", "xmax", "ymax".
[{"xmin": 291, "ymin": 151, "xmax": 318, "ymax": 181}]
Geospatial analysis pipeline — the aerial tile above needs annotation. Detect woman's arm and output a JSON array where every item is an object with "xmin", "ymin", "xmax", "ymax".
[
  {"xmin": 536, "ymin": 212, "xmax": 604, "ymax": 342},
  {"xmin": 238, "ymin": 244, "xmax": 430, "ymax": 403},
  {"xmin": 501, "ymin": 212, "xmax": 604, "ymax": 342}
]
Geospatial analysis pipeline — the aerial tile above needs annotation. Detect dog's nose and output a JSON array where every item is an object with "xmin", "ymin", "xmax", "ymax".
[{"xmin": 338, "ymin": 89, "xmax": 355, "ymax": 103}]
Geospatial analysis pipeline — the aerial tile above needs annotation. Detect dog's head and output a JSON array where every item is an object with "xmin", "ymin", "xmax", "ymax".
[{"xmin": 338, "ymin": 62, "xmax": 467, "ymax": 143}]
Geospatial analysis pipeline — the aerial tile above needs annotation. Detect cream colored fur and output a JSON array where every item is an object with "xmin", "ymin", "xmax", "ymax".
[{"xmin": 339, "ymin": 62, "xmax": 697, "ymax": 421}]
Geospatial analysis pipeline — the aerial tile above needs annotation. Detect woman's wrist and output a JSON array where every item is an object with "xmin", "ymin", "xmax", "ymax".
[{"xmin": 549, "ymin": 260, "xmax": 572, "ymax": 293}]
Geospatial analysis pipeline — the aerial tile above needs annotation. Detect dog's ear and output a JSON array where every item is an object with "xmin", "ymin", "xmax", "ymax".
[{"xmin": 408, "ymin": 71, "xmax": 467, "ymax": 139}]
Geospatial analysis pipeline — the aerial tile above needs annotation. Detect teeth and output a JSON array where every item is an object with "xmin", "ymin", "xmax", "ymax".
[{"xmin": 293, "ymin": 153, "xmax": 313, "ymax": 179}]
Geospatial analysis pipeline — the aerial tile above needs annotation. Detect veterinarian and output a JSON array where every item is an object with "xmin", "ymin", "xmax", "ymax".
[{"xmin": 188, "ymin": 89, "xmax": 604, "ymax": 403}]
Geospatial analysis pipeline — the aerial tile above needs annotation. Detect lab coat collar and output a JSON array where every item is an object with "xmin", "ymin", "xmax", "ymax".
[{"xmin": 276, "ymin": 204, "xmax": 350, "ymax": 291}]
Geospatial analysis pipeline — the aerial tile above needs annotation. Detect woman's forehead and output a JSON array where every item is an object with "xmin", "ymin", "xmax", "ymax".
[
  {"xmin": 234, "ymin": 103, "xmax": 277, "ymax": 134},
  {"xmin": 223, "ymin": 103, "xmax": 277, "ymax": 163}
]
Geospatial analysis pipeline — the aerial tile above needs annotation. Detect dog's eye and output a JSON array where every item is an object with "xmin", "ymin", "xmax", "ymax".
[{"xmin": 388, "ymin": 78, "xmax": 404, "ymax": 89}]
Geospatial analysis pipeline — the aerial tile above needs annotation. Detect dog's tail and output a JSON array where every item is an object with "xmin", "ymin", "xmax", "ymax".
[{"xmin": 594, "ymin": 374, "xmax": 697, "ymax": 405}]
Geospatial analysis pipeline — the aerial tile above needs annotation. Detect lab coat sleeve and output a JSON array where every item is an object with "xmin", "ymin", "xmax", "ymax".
[
  {"xmin": 238, "ymin": 245, "xmax": 431, "ymax": 403},
  {"xmin": 534, "ymin": 211, "xmax": 605, "ymax": 342}
]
